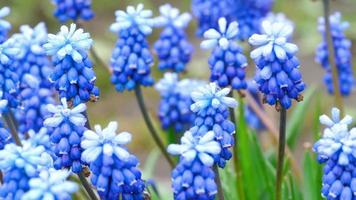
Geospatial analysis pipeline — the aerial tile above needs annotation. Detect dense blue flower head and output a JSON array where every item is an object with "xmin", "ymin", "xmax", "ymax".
[
  {"xmin": 52, "ymin": 0, "xmax": 94, "ymax": 23},
  {"xmin": 44, "ymin": 24, "xmax": 99, "ymax": 105},
  {"xmin": 153, "ymin": 4, "xmax": 193, "ymax": 72},
  {"xmin": 189, "ymin": 83, "xmax": 237, "ymax": 168},
  {"xmin": 234, "ymin": 0, "xmax": 274, "ymax": 40},
  {"xmin": 0, "ymin": 142, "xmax": 52, "ymax": 200},
  {"xmin": 201, "ymin": 18, "xmax": 248, "ymax": 90},
  {"xmin": 155, "ymin": 73, "xmax": 203, "ymax": 133},
  {"xmin": 316, "ymin": 12, "xmax": 354, "ymax": 96},
  {"xmin": 81, "ymin": 121, "xmax": 145, "ymax": 199},
  {"xmin": 0, "ymin": 7, "xmax": 11, "ymax": 44},
  {"xmin": 244, "ymin": 81, "xmax": 265, "ymax": 130},
  {"xmin": 249, "ymin": 20, "xmax": 305, "ymax": 109},
  {"xmin": 313, "ymin": 108, "xmax": 356, "ymax": 199},
  {"xmin": 22, "ymin": 169, "xmax": 78, "ymax": 200},
  {"xmin": 168, "ymin": 131, "xmax": 221, "ymax": 199},
  {"xmin": 44, "ymin": 98, "xmax": 87, "ymax": 173},
  {"xmin": 0, "ymin": 95, "xmax": 9, "ymax": 149},
  {"xmin": 110, "ymin": 4, "xmax": 154, "ymax": 92},
  {"xmin": 191, "ymin": 0, "xmax": 236, "ymax": 36}
]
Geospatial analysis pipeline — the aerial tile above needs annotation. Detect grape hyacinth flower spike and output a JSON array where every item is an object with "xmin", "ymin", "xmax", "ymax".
[
  {"xmin": 316, "ymin": 12, "xmax": 354, "ymax": 96},
  {"xmin": 0, "ymin": 7, "xmax": 11, "ymax": 43},
  {"xmin": 168, "ymin": 131, "xmax": 221, "ymax": 200},
  {"xmin": 44, "ymin": 23, "xmax": 99, "ymax": 105},
  {"xmin": 52, "ymin": 0, "xmax": 94, "ymax": 23},
  {"xmin": 201, "ymin": 17, "xmax": 248, "ymax": 91},
  {"xmin": 110, "ymin": 4, "xmax": 154, "ymax": 92},
  {"xmin": 81, "ymin": 121, "xmax": 145, "ymax": 199},
  {"xmin": 153, "ymin": 4, "xmax": 193, "ymax": 72},
  {"xmin": 249, "ymin": 20, "xmax": 305, "ymax": 109},
  {"xmin": 313, "ymin": 108, "xmax": 356, "ymax": 199},
  {"xmin": 22, "ymin": 169, "xmax": 78, "ymax": 200},
  {"xmin": 43, "ymin": 98, "xmax": 87, "ymax": 173},
  {"xmin": 0, "ymin": 92, "xmax": 9, "ymax": 149}
]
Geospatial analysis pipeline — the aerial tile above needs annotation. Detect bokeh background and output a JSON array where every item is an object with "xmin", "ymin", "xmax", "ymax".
[{"xmin": 1, "ymin": 0, "xmax": 356, "ymax": 195}]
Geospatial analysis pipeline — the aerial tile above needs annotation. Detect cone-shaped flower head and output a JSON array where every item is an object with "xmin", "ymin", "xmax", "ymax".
[
  {"xmin": 0, "ymin": 7, "xmax": 10, "ymax": 43},
  {"xmin": 249, "ymin": 20, "xmax": 305, "ymax": 109},
  {"xmin": 44, "ymin": 23, "xmax": 99, "ymax": 105},
  {"xmin": 44, "ymin": 98, "xmax": 87, "ymax": 173},
  {"xmin": 153, "ymin": 4, "xmax": 193, "ymax": 72},
  {"xmin": 52, "ymin": 0, "xmax": 94, "ymax": 23},
  {"xmin": 22, "ymin": 169, "xmax": 78, "ymax": 200},
  {"xmin": 201, "ymin": 18, "xmax": 248, "ymax": 90},
  {"xmin": 110, "ymin": 4, "xmax": 155, "ymax": 92},
  {"xmin": 81, "ymin": 121, "xmax": 145, "ymax": 199},
  {"xmin": 316, "ymin": 12, "xmax": 354, "ymax": 96}
]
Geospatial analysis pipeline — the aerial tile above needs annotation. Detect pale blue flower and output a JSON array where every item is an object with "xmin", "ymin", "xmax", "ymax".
[
  {"xmin": 44, "ymin": 23, "xmax": 93, "ymax": 63},
  {"xmin": 43, "ymin": 97, "xmax": 87, "ymax": 128},
  {"xmin": 0, "ymin": 7, "xmax": 11, "ymax": 43},
  {"xmin": 168, "ymin": 130, "xmax": 221, "ymax": 167},
  {"xmin": 22, "ymin": 169, "xmax": 78, "ymax": 200},
  {"xmin": 319, "ymin": 107, "xmax": 352, "ymax": 128},
  {"xmin": 318, "ymin": 12, "xmax": 349, "ymax": 34},
  {"xmin": 201, "ymin": 17, "xmax": 239, "ymax": 50},
  {"xmin": 153, "ymin": 4, "xmax": 191, "ymax": 28},
  {"xmin": 264, "ymin": 13, "xmax": 294, "ymax": 29},
  {"xmin": 110, "ymin": 4, "xmax": 153, "ymax": 35}
]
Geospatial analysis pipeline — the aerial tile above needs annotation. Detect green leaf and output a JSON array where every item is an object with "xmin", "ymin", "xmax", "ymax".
[
  {"xmin": 302, "ymin": 151, "xmax": 322, "ymax": 200},
  {"xmin": 142, "ymin": 149, "xmax": 160, "ymax": 180}
]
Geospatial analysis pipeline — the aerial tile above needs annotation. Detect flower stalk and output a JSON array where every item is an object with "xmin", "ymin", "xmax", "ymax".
[
  {"xmin": 213, "ymin": 164, "xmax": 225, "ymax": 200},
  {"xmin": 4, "ymin": 111, "xmax": 22, "ymax": 146},
  {"xmin": 275, "ymin": 108, "xmax": 287, "ymax": 200},
  {"xmin": 78, "ymin": 170, "xmax": 99, "ymax": 200}
]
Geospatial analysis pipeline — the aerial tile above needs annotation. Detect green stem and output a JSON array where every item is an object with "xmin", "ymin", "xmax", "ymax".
[
  {"xmin": 78, "ymin": 171, "xmax": 99, "ymax": 200},
  {"xmin": 275, "ymin": 108, "xmax": 287, "ymax": 200},
  {"xmin": 134, "ymin": 86, "xmax": 175, "ymax": 169},
  {"xmin": 213, "ymin": 165, "xmax": 225, "ymax": 200},
  {"xmin": 322, "ymin": 0, "xmax": 344, "ymax": 115},
  {"xmin": 4, "ymin": 111, "xmax": 22, "ymax": 146}
]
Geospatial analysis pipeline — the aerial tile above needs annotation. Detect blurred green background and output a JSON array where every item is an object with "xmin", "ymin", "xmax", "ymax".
[{"xmin": 1, "ymin": 0, "xmax": 356, "ymax": 189}]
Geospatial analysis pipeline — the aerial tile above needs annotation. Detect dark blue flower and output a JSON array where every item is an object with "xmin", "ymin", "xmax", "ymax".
[
  {"xmin": 110, "ymin": 4, "xmax": 154, "ymax": 92},
  {"xmin": 249, "ymin": 20, "xmax": 305, "ymax": 109},
  {"xmin": 315, "ymin": 12, "xmax": 354, "ymax": 96},
  {"xmin": 0, "ymin": 7, "xmax": 11, "ymax": 44},
  {"xmin": 153, "ymin": 4, "xmax": 193, "ymax": 72},
  {"xmin": 81, "ymin": 122, "xmax": 145, "ymax": 199},
  {"xmin": 52, "ymin": 0, "xmax": 94, "ymax": 23}
]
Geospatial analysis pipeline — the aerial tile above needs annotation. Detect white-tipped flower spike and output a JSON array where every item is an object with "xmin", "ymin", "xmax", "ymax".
[
  {"xmin": 318, "ymin": 12, "xmax": 349, "ymax": 34},
  {"xmin": 264, "ymin": 13, "xmax": 294, "ymax": 29},
  {"xmin": 168, "ymin": 130, "xmax": 221, "ymax": 167},
  {"xmin": 153, "ymin": 4, "xmax": 191, "ymax": 28},
  {"xmin": 81, "ymin": 121, "xmax": 132, "ymax": 163},
  {"xmin": 200, "ymin": 17, "xmax": 239, "ymax": 50},
  {"xmin": 319, "ymin": 107, "xmax": 352, "ymax": 128},
  {"xmin": 110, "ymin": 4, "xmax": 153, "ymax": 35},
  {"xmin": 154, "ymin": 72, "xmax": 179, "ymax": 96},
  {"xmin": 44, "ymin": 23, "xmax": 93, "ymax": 63},
  {"xmin": 43, "ymin": 97, "xmax": 87, "ymax": 127}
]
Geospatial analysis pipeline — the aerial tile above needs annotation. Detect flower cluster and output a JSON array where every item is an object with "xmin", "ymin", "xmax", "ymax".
[
  {"xmin": 0, "ymin": 142, "xmax": 52, "ymax": 199},
  {"xmin": 44, "ymin": 24, "xmax": 99, "ymax": 105},
  {"xmin": 249, "ymin": 20, "xmax": 305, "ymax": 109},
  {"xmin": 313, "ymin": 108, "xmax": 356, "ymax": 199},
  {"xmin": 153, "ymin": 4, "xmax": 193, "ymax": 72},
  {"xmin": 110, "ymin": 4, "xmax": 154, "ymax": 92},
  {"xmin": 190, "ymin": 83, "xmax": 237, "ymax": 168},
  {"xmin": 201, "ymin": 18, "xmax": 248, "ymax": 90},
  {"xmin": 0, "ymin": 7, "xmax": 11, "ymax": 43},
  {"xmin": 43, "ymin": 98, "xmax": 87, "ymax": 173},
  {"xmin": 168, "ymin": 131, "xmax": 221, "ymax": 199},
  {"xmin": 81, "ymin": 121, "xmax": 145, "ymax": 199},
  {"xmin": 316, "ymin": 12, "xmax": 354, "ymax": 96},
  {"xmin": 52, "ymin": 0, "xmax": 94, "ymax": 23},
  {"xmin": 155, "ymin": 73, "xmax": 203, "ymax": 133}
]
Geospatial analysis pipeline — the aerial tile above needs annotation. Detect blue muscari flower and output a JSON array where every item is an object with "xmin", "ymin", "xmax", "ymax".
[
  {"xmin": 43, "ymin": 98, "xmax": 87, "ymax": 173},
  {"xmin": 249, "ymin": 20, "xmax": 305, "ymax": 109},
  {"xmin": 81, "ymin": 121, "xmax": 145, "ymax": 200},
  {"xmin": 0, "ymin": 7, "xmax": 11, "ymax": 44},
  {"xmin": 44, "ymin": 24, "xmax": 99, "ymax": 105},
  {"xmin": 264, "ymin": 13, "xmax": 294, "ymax": 29},
  {"xmin": 189, "ymin": 83, "xmax": 237, "ymax": 168},
  {"xmin": 22, "ymin": 169, "xmax": 78, "ymax": 200},
  {"xmin": 168, "ymin": 131, "xmax": 221, "ymax": 200},
  {"xmin": 315, "ymin": 12, "xmax": 354, "ymax": 96},
  {"xmin": 201, "ymin": 18, "xmax": 248, "ymax": 90},
  {"xmin": 153, "ymin": 4, "xmax": 193, "ymax": 72},
  {"xmin": 191, "ymin": 0, "xmax": 236, "ymax": 37},
  {"xmin": 52, "ymin": 0, "xmax": 94, "ymax": 23},
  {"xmin": 0, "ymin": 142, "xmax": 52, "ymax": 200},
  {"xmin": 234, "ymin": 0, "xmax": 274, "ymax": 40},
  {"xmin": 110, "ymin": 4, "xmax": 154, "ymax": 92},
  {"xmin": 0, "ymin": 92, "xmax": 9, "ymax": 149},
  {"xmin": 244, "ymin": 81, "xmax": 265, "ymax": 130},
  {"xmin": 27, "ymin": 128, "xmax": 55, "ymax": 157},
  {"xmin": 155, "ymin": 73, "xmax": 204, "ymax": 133},
  {"xmin": 313, "ymin": 108, "xmax": 356, "ymax": 199}
]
